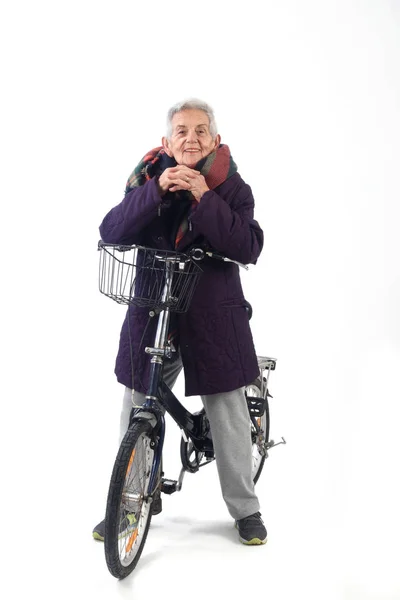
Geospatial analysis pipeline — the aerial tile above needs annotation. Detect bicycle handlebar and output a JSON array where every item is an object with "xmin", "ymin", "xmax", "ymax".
[{"xmin": 98, "ymin": 240, "xmax": 249, "ymax": 271}]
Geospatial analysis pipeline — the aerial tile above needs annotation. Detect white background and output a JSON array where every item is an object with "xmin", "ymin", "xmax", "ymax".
[{"xmin": 1, "ymin": 1, "xmax": 399, "ymax": 599}]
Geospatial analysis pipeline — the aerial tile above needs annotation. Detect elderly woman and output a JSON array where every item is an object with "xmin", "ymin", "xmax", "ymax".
[{"xmin": 93, "ymin": 99, "xmax": 267, "ymax": 545}]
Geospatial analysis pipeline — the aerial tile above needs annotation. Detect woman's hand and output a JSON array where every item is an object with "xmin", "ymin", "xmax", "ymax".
[{"xmin": 157, "ymin": 166, "xmax": 209, "ymax": 202}]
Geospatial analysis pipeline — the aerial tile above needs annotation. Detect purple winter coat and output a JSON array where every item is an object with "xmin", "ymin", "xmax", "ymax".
[{"xmin": 99, "ymin": 172, "xmax": 263, "ymax": 396}]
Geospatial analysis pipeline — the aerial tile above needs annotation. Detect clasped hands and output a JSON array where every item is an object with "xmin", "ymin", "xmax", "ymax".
[{"xmin": 157, "ymin": 166, "xmax": 209, "ymax": 202}]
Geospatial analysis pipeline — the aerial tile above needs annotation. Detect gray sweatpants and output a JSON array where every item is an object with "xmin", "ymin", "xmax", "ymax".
[{"xmin": 118, "ymin": 357, "xmax": 260, "ymax": 521}]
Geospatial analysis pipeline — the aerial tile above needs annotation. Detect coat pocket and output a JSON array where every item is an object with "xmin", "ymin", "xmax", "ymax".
[{"xmin": 219, "ymin": 298, "xmax": 252, "ymax": 319}]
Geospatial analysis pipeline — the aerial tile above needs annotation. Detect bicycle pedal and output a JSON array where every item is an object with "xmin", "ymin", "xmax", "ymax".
[{"xmin": 161, "ymin": 478, "xmax": 178, "ymax": 494}]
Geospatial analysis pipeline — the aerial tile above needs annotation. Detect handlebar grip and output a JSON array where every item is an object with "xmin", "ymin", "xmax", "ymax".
[{"xmin": 207, "ymin": 253, "xmax": 225, "ymax": 261}]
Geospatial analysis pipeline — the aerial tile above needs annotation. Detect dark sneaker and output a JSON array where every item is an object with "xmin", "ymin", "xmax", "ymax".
[
  {"xmin": 92, "ymin": 513, "xmax": 137, "ymax": 541},
  {"xmin": 92, "ymin": 491, "xmax": 162, "ymax": 541},
  {"xmin": 93, "ymin": 519, "xmax": 105, "ymax": 541},
  {"xmin": 235, "ymin": 511, "xmax": 267, "ymax": 545}
]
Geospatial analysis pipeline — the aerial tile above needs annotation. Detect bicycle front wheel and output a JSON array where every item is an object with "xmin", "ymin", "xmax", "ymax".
[
  {"xmin": 246, "ymin": 379, "xmax": 270, "ymax": 484},
  {"xmin": 104, "ymin": 420, "xmax": 157, "ymax": 579}
]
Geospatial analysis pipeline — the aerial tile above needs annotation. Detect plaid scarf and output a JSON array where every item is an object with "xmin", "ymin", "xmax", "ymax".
[{"xmin": 125, "ymin": 144, "xmax": 237, "ymax": 247}]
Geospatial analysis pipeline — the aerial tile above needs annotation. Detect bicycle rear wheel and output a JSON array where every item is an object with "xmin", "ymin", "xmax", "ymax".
[
  {"xmin": 246, "ymin": 379, "xmax": 270, "ymax": 484},
  {"xmin": 104, "ymin": 420, "xmax": 157, "ymax": 579}
]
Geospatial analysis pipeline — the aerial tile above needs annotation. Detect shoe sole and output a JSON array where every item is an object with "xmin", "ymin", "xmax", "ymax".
[
  {"xmin": 92, "ymin": 525, "xmax": 136, "ymax": 542},
  {"xmin": 235, "ymin": 522, "xmax": 267, "ymax": 545},
  {"xmin": 238, "ymin": 536, "xmax": 267, "ymax": 545}
]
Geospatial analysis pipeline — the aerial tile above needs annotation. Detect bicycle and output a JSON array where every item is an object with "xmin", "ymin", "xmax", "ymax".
[{"xmin": 97, "ymin": 241, "xmax": 286, "ymax": 579}]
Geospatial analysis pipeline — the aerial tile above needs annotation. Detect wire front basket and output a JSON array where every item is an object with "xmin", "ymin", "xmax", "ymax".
[{"xmin": 98, "ymin": 242, "xmax": 203, "ymax": 313}]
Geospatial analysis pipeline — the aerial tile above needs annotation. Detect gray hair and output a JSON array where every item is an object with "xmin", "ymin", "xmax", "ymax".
[{"xmin": 166, "ymin": 98, "xmax": 218, "ymax": 139}]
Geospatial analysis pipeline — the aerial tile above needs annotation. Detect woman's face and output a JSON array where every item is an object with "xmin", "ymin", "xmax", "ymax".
[{"xmin": 162, "ymin": 109, "xmax": 220, "ymax": 167}]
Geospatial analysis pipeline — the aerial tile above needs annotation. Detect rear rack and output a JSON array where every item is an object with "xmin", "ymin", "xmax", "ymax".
[{"xmin": 257, "ymin": 356, "xmax": 277, "ymax": 371}]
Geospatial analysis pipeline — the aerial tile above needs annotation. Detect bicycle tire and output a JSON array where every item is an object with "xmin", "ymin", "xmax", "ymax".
[
  {"xmin": 104, "ymin": 420, "xmax": 156, "ymax": 579},
  {"xmin": 246, "ymin": 378, "xmax": 270, "ymax": 484}
]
